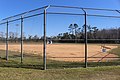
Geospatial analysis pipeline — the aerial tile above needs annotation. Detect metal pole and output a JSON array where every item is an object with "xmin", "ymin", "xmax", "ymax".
[
  {"xmin": 82, "ymin": 9, "xmax": 88, "ymax": 68},
  {"xmin": 43, "ymin": 9, "xmax": 47, "ymax": 70},
  {"xmin": 84, "ymin": 11, "xmax": 88, "ymax": 68},
  {"xmin": 21, "ymin": 16, "xmax": 23, "ymax": 63},
  {"xmin": 6, "ymin": 21, "xmax": 8, "ymax": 61},
  {"xmin": 43, "ymin": 5, "xmax": 50, "ymax": 70}
]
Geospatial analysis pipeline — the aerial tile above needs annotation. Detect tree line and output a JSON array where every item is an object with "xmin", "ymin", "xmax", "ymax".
[
  {"xmin": 52, "ymin": 23, "xmax": 120, "ymax": 43},
  {"xmin": 0, "ymin": 23, "xmax": 119, "ymax": 43},
  {"xmin": 0, "ymin": 32, "xmax": 41, "ymax": 43}
]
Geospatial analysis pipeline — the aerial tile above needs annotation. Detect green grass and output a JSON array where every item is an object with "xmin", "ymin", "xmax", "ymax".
[
  {"xmin": 110, "ymin": 45, "xmax": 120, "ymax": 57},
  {"xmin": 0, "ymin": 66, "xmax": 120, "ymax": 80},
  {"xmin": 0, "ymin": 49, "xmax": 120, "ymax": 80}
]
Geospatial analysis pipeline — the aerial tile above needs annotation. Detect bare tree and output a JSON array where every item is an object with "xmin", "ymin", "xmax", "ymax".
[
  {"xmin": 68, "ymin": 24, "xmax": 74, "ymax": 35},
  {"xmin": 9, "ymin": 32, "xmax": 14, "ymax": 42},
  {"xmin": 92, "ymin": 27, "xmax": 98, "ymax": 39},
  {"xmin": 0, "ymin": 32, "xmax": 4, "ymax": 40},
  {"xmin": 33, "ymin": 35, "xmax": 39, "ymax": 42},
  {"xmin": 14, "ymin": 32, "xmax": 19, "ymax": 43},
  {"xmin": 28, "ymin": 35, "xmax": 32, "ymax": 41}
]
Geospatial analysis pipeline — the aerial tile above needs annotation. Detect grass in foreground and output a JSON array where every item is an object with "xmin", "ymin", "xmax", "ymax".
[
  {"xmin": 0, "ymin": 66, "xmax": 120, "ymax": 80},
  {"xmin": 0, "ymin": 49, "xmax": 119, "ymax": 80}
]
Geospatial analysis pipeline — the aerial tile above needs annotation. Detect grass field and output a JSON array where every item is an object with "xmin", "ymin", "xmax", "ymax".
[{"xmin": 0, "ymin": 43, "xmax": 120, "ymax": 80}]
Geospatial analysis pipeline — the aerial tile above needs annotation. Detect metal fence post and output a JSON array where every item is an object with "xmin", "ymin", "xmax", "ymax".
[
  {"xmin": 43, "ymin": 9, "xmax": 47, "ymax": 70},
  {"xmin": 21, "ymin": 16, "xmax": 23, "ymax": 63},
  {"xmin": 82, "ymin": 9, "xmax": 88, "ymax": 68},
  {"xmin": 84, "ymin": 11, "xmax": 87, "ymax": 68},
  {"xmin": 6, "ymin": 21, "xmax": 9, "ymax": 61},
  {"xmin": 43, "ymin": 5, "xmax": 50, "ymax": 70}
]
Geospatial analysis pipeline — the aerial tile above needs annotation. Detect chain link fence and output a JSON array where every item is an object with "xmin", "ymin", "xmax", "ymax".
[{"xmin": 0, "ymin": 5, "xmax": 120, "ymax": 70}]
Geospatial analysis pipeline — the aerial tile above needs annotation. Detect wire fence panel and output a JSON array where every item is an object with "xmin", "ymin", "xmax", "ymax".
[
  {"xmin": 22, "ymin": 15, "xmax": 43, "ymax": 68},
  {"xmin": 46, "ymin": 12, "xmax": 85, "ymax": 68},
  {"xmin": 6, "ymin": 20, "xmax": 21, "ymax": 62},
  {"xmin": 86, "ymin": 15, "xmax": 120, "ymax": 67},
  {"xmin": 0, "ymin": 7, "xmax": 44, "ymax": 69}
]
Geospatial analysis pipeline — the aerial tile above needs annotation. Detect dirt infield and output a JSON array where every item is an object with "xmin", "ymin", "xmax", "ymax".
[{"xmin": 0, "ymin": 43, "xmax": 118, "ymax": 62}]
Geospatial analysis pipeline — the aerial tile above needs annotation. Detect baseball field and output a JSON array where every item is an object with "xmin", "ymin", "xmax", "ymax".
[
  {"xmin": 0, "ymin": 43, "xmax": 118, "ymax": 62},
  {"xmin": 0, "ymin": 43, "xmax": 119, "ymax": 80}
]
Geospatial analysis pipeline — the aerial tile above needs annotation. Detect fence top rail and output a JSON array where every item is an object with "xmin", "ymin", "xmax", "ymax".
[
  {"xmin": 1, "ymin": 5, "xmax": 120, "ymax": 24},
  {"xmin": 1, "ymin": 6, "xmax": 48, "ymax": 21},
  {"xmin": 50, "ymin": 5, "xmax": 120, "ymax": 12}
]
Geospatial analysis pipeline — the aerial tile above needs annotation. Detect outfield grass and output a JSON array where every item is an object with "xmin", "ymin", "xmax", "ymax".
[{"xmin": 110, "ymin": 45, "xmax": 120, "ymax": 57}]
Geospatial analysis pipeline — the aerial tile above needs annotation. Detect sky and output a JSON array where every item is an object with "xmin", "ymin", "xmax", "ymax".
[{"xmin": 0, "ymin": 0, "xmax": 120, "ymax": 37}]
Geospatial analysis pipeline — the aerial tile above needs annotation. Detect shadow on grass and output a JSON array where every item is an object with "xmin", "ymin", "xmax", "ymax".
[{"xmin": 0, "ymin": 50, "xmax": 120, "ymax": 70}]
